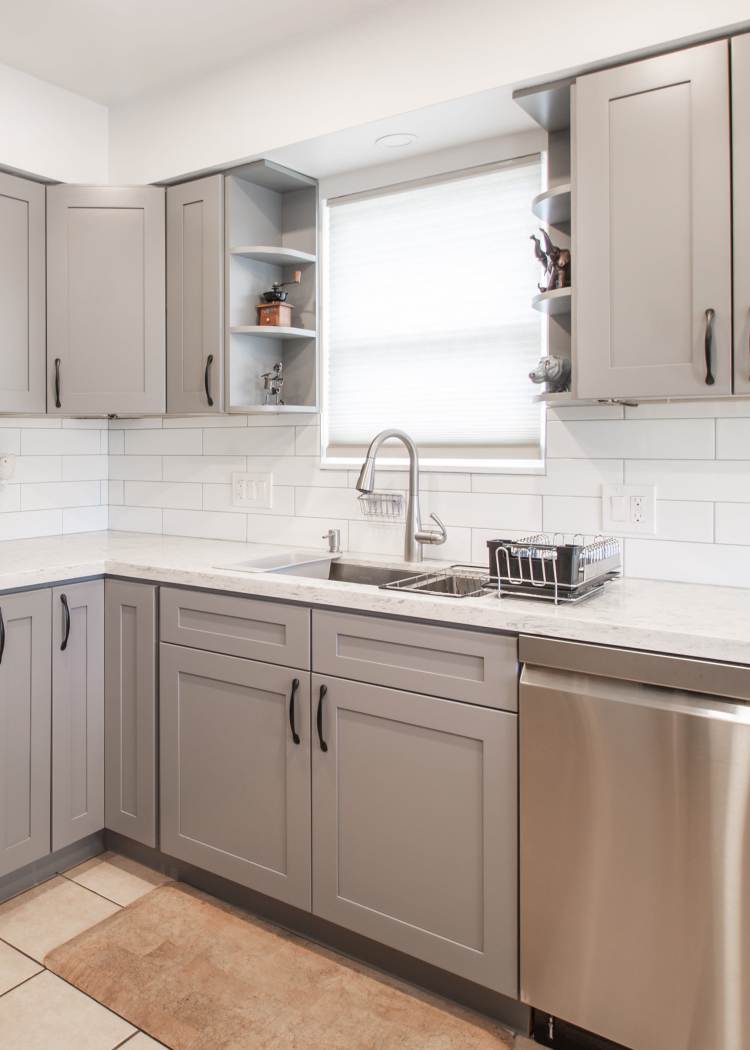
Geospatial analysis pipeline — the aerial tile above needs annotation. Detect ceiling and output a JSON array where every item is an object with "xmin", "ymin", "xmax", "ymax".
[{"xmin": 0, "ymin": 0, "xmax": 400, "ymax": 105}]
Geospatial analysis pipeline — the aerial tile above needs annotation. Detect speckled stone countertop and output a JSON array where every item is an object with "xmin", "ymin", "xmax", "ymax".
[{"xmin": 0, "ymin": 530, "xmax": 748, "ymax": 666}]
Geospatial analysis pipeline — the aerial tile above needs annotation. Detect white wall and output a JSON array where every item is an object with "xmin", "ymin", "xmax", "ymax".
[
  {"xmin": 107, "ymin": 402, "xmax": 750, "ymax": 590},
  {"xmin": 108, "ymin": 0, "xmax": 750, "ymax": 184},
  {"xmin": 0, "ymin": 61, "xmax": 108, "ymax": 183}
]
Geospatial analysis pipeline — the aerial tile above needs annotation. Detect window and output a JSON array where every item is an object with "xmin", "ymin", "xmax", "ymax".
[{"xmin": 321, "ymin": 155, "xmax": 544, "ymax": 470}]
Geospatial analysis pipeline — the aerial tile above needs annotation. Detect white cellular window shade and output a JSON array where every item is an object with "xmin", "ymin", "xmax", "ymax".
[{"xmin": 322, "ymin": 155, "xmax": 544, "ymax": 467}]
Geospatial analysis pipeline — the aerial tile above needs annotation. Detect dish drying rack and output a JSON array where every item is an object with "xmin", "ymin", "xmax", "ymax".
[
  {"xmin": 489, "ymin": 533, "xmax": 621, "ymax": 605},
  {"xmin": 358, "ymin": 492, "xmax": 404, "ymax": 521}
]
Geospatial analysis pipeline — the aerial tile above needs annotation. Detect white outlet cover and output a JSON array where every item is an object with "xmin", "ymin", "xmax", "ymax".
[
  {"xmin": 232, "ymin": 471, "xmax": 273, "ymax": 509},
  {"xmin": 602, "ymin": 483, "xmax": 656, "ymax": 536}
]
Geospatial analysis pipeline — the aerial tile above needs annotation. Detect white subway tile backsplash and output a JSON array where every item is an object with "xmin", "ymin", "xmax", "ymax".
[
  {"xmin": 624, "ymin": 460, "xmax": 750, "ymax": 502},
  {"xmin": 472, "ymin": 459, "xmax": 623, "ymax": 497},
  {"xmin": 0, "ymin": 509, "xmax": 62, "ymax": 540},
  {"xmin": 295, "ymin": 486, "xmax": 361, "ymax": 519},
  {"xmin": 547, "ymin": 419, "xmax": 715, "ymax": 460},
  {"xmin": 21, "ymin": 429, "xmax": 99, "ymax": 455},
  {"xmin": 715, "ymin": 503, "xmax": 750, "ymax": 545},
  {"xmin": 295, "ymin": 424, "xmax": 320, "ymax": 456},
  {"xmin": 108, "ymin": 430, "xmax": 125, "ymax": 455},
  {"xmin": 124, "ymin": 429, "xmax": 202, "ymax": 456},
  {"xmin": 123, "ymin": 481, "xmax": 203, "ymax": 510},
  {"xmin": 21, "ymin": 481, "xmax": 101, "ymax": 511},
  {"xmin": 655, "ymin": 501, "xmax": 714, "ymax": 543},
  {"xmin": 424, "ymin": 491, "xmax": 542, "ymax": 531},
  {"xmin": 203, "ymin": 483, "xmax": 295, "ymax": 516},
  {"xmin": 626, "ymin": 538, "xmax": 750, "ymax": 588},
  {"xmin": 163, "ymin": 456, "xmax": 245, "ymax": 483},
  {"xmin": 245, "ymin": 513, "xmax": 349, "ymax": 549},
  {"xmin": 63, "ymin": 506, "xmax": 108, "ymax": 534},
  {"xmin": 542, "ymin": 495, "xmax": 602, "ymax": 534},
  {"xmin": 163, "ymin": 509, "xmax": 247, "ymax": 542},
  {"xmin": 716, "ymin": 419, "xmax": 750, "ymax": 459},
  {"xmin": 0, "ymin": 486, "xmax": 21, "ymax": 513},
  {"xmin": 204, "ymin": 428, "xmax": 296, "ymax": 457},
  {"xmin": 14, "ymin": 456, "xmax": 62, "ymax": 483},
  {"xmin": 109, "ymin": 505, "xmax": 163, "ymax": 534},
  {"xmin": 62, "ymin": 455, "xmax": 109, "ymax": 481},
  {"xmin": 109, "ymin": 456, "xmax": 163, "ymax": 482},
  {"xmin": 625, "ymin": 400, "xmax": 750, "ymax": 419},
  {"xmin": 163, "ymin": 414, "xmax": 248, "ymax": 428}
]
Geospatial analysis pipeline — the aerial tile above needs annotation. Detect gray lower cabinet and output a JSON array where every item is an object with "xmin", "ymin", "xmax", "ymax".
[
  {"xmin": 0, "ymin": 172, "xmax": 46, "ymax": 413},
  {"xmin": 575, "ymin": 40, "xmax": 732, "ymax": 399},
  {"xmin": 46, "ymin": 184, "xmax": 166, "ymax": 416},
  {"xmin": 160, "ymin": 643, "xmax": 311, "ymax": 909},
  {"xmin": 311, "ymin": 674, "xmax": 518, "ymax": 996},
  {"xmin": 167, "ymin": 175, "xmax": 224, "ymax": 414},
  {"xmin": 105, "ymin": 580, "xmax": 158, "ymax": 847},
  {"xmin": 52, "ymin": 581, "xmax": 104, "ymax": 852},
  {"xmin": 0, "ymin": 590, "xmax": 52, "ymax": 878},
  {"xmin": 733, "ymin": 33, "xmax": 750, "ymax": 396}
]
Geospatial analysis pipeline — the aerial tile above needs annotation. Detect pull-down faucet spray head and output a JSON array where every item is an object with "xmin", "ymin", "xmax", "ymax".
[{"xmin": 355, "ymin": 457, "xmax": 376, "ymax": 494}]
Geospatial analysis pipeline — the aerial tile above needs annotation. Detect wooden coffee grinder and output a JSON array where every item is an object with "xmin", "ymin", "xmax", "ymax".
[{"xmin": 257, "ymin": 270, "xmax": 302, "ymax": 327}]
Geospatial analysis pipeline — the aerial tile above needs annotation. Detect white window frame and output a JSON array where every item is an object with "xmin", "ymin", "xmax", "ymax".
[{"xmin": 318, "ymin": 143, "xmax": 548, "ymax": 475}]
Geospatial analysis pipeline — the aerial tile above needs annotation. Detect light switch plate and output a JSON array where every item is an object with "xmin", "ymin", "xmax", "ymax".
[
  {"xmin": 602, "ymin": 484, "xmax": 656, "ymax": 536},
  {"xmin": 231, "ymin": 471, "xmax": 273, "ymax": 509}
]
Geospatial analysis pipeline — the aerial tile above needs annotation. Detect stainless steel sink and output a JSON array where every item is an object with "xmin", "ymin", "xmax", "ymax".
[
  {"xmin": 380, "ymin": 566, "xmax": 494, "ymax": 598},
  {"xmin": 327, "ymin": 562, "xmax": 412, "ymax": 586}
]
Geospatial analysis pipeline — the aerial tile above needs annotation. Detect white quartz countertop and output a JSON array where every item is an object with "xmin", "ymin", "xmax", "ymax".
[{"xmin": 0, "ymin": 530, "xmax": 748, "ymax": 666}]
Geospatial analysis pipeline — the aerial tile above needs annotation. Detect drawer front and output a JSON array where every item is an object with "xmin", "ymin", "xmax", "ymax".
[
  {"xmin": 313, "ymin": 610, "xmax": 517, "ymax": 710},
  {"xmin": 160, "ymin": 587, "xmax": 310, "ymax": 669}
]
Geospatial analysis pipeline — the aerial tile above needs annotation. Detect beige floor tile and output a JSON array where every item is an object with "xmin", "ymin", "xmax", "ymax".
[
  {"xmin": 0, "ymin": 876, "xmax": 120, "ymax": 963},
  {"xmin": 512, "ymin": 1038, "xmax": 537, "ymax": 1048},
  {"xmin": 64, "ymin": 851, "xmax": 171, "ymax": 907},
  {"xmin": 0, "ymin": 939, "xmax": 43, "ymax": 995},
  {"xmin": 0, "ymin": 970, "xmax": 134, "ymax": 1049},
  {"xmin": 123, "ymin": 1033, "xmax": 170, "ymax": 1048}
]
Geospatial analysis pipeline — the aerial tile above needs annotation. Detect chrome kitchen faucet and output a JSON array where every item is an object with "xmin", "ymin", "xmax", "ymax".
[{"xmin": 355, "ymin": 429, "xmax": 447, "ymax": 562}]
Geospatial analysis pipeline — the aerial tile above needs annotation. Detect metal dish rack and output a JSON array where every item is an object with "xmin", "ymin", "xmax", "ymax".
[{"xmin": 490, "ymin": 533, "xmax": 621, "ymax": 605}]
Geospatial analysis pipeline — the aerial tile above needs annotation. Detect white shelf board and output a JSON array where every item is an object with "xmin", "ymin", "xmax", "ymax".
[
  {"xmin": 532, "ymin": 390, "xmax": 574, "ymax": 404},
  {"xmin": 531, "ymin": 287, "xmax": 572, "ymax": 316},
  {"xmin": 229, "ymin": 245, "xmax": 316, "ymax": 266},
  {"xmin": 231, "ymin": 403, "xmax": 318, "ymax": 414},
  {"xmin": 531, "ymin": 184, "xmax": 571, "ymax": 225},
  {"xmin": 230, "ymin": 325, "xmax": 317, "ymax": 339}
]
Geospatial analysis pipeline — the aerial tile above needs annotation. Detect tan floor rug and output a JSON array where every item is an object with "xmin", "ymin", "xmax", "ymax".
[{"xmin": 45, "ymin": 882, "xmax": 514, "ymax": 1050}]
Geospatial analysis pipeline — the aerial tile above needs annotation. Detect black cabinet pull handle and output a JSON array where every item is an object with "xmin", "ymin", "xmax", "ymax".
[
  {"xmin": 0, "ymin": 608, "xmax": 5, "ymax": 665},
  {"xmin": 60, "ymin": 593, "xmax": 71, "ymax": 651},
  {"xmin": 316, "ymin": 684, "xmax": 329, "ymax": 752},
  {"xmin": 204, "ymin": 354, "xmax": 214, "ymax": 407},
  {"xmin": 54, "ymin": 358, "xmax": 62, "ymax": 408},
  {"xmin": 704, "ymin": 308, "xmax": 716, "ymax": 386},
  {"xmin": 289, "ymin": 677, "xmax": 301, "ymax": 745}
]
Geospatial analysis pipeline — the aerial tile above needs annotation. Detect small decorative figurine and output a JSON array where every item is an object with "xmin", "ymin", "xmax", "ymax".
[
  {"xmin": 530, "ymin": 229, "xmax": 571, "ymax": 293},
  {"xmin": 528, "ymin": 354, "xmax": 571, "ymax": 393},
  {"xmin": 257, "ymin": 270, "xmax": 302, "ymax": 327},
  {"xmin": 261, "ymin": 362, "xmax": 285, "ymax": 406}
]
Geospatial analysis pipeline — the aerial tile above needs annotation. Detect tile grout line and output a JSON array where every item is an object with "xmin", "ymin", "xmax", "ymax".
[
  {"xmin": 0, "ymin": 967, "xmax": 45, "ymax": 1001},
  {"xmin": 58, "ymin": 870, "xmax": 127, "ymax": 909}
]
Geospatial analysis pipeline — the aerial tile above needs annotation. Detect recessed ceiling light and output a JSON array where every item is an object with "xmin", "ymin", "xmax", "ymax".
[{"xmin": 375, "ymin": 133, "xmax": 417, "ymax": 149}]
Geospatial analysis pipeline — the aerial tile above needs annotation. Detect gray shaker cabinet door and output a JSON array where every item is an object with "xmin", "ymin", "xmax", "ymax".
[
  {"xmin": 575, "ymin": 41, "xmax": 732, "ymax": 399},
  {"xmin": 733, "ymin": 34, "xmax": 750, "ymax": 396},
  {"xmin": 311, "ymin": 675, "xmax": 518, "ymax": 996},
  {"xmin": 104, "ymin": 580, "xmax": 158, "ymax": 847},
  {"xmin": 160, "ymin": 643, "xmax": 312, "ymax": 909},
  {"xmin": 47, "ymin": 184, "xmax": 166, "ymax": 415},
  {"xmin": 167, "ymin": 175, "xmax": 224, "ymax": 414},
  {"xmin": 52, "ymin": 581, "xmax": 104, "ymax": 852},
  {"xmin": 0, "ymin": 590, "xmax": 52, "ymax": 878},
  {"xmin": 0, "ymin": 173, "xmax": 45, "ymax": 413}
]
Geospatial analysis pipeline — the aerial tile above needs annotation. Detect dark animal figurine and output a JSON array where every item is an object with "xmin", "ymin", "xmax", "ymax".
[{"xmin": 530, "ymin": 228, "xmax": 571, "ymax": 293}]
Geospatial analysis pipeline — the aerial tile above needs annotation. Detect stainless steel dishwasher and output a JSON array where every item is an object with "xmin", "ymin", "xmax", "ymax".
[{"xmin": 519, "ymin": 636, "xmax": 750, "ymax": 1050}]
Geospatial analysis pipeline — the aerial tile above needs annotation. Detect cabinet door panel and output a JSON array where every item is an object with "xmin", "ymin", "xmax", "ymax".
[
  {"xmin": 105, "ymin": 580, "xmax": 158, "ymax": 847},
  {"xmin": 47, "ymin": 185, "xmax": 165, "ymax": 415},
  {"xmin": 0, "ymin": 590, "xmax": 51, "ymax": 877},
  {"xmin": 733, "ymin": 34, "xmax": 750, "ymax": 395},
  {"xmin": 52, "ymin": 581, "xmax": 104, "ymax": 851},
  {"xmin": 312, "ymin": 675, "xmax": 517, "ymax": 995},
  {"xmin": 167, "ymin": 175, "xmax": 223, "ymax": 413},
  {"xmin": 575, "ymin": 41, "xmax": 731, "ymax": 399},
  {"xmin": 0, "ymin": 173, "xmax": 45, "ymax": 413},
  {"xmin": 160, "ymin": 644, "xmax": 311, "ymax": 908}
]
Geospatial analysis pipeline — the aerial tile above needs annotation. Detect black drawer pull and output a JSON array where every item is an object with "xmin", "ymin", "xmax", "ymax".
[
  {"xmin": 316, "ymin": 684, "xmax": 328, "ymax": 752},
  {"xmin": 0, "ymin": 608, "xmax": 5, "ymax": 665},
  {"xmin": 704, "ymin": 308, "xmax": 716, "ymax": 386},
  {"xmin": 54, "ymin": 358, "xmax": 62, "ymax": 408},
  {"xmin": 204, "ymin": 354, "xmax": 214, "ymax": 407},
  {"xmin": 60, "ymin": 593, "xmax": 71, "ymax": 651},
  {"xmin": 289, "ymin": 677, "xmax": 301, "ymax": 745}
]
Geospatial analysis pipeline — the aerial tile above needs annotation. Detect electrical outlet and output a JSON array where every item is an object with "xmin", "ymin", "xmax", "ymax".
[
  {"xmin": 231, "ymin": 472, "xmax": 273, "ymax": 509},
  {"xmin": 602, "ymin": 484, "xmax": 656, "ymax": 536}
]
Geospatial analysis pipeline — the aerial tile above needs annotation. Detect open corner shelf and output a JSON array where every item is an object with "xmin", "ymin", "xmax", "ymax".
[
  {"xmin": 230, "ymin": 325, "xmax": 317, "ymax": 339},
  {"xmin": 232, "ymin": 403, "xmax": 318, "ymax": 415},
  {"xmin": 533, "ymin": 390, "xmax": 574, "ymax": 405},
  {"xmin": 229, "ymin": 245, "xmax": 316, "ymax": 266},
  {"xmin": 532, "ymin": 184, "xmax": 571, "ymax": 226},
  {"xmin": 532, "ymin": 287, "xmax": 572, "ymax": 316}
]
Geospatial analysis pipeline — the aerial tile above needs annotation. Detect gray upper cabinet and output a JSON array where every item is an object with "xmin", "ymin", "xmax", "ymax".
[
  {"xmin": 0, "ymin": 173, "xmax": 46, "ymax": 414},
  {"xmin": 0, "ymin": 590, "xmax": 51, "ymax": 878},
  {"xmin": 574, "ymin": 41, "xmax": 732, "ymax": 400},
  {"xmin": 105, "ymin": 580, "xmax": 158, "ymax": 848},
  {"xmin": 160, "ymin": 643, "xmax": 312, "ymax": 909},
  {"xmin": 733, "ymin": 34, "xmax": 750, "ymax": 396},
  {"xmin": 52, "ymin": 581, "xmax": 104, "ymax": 852},
  {"xmin": 167, "ymin": 175, "xmax": 224, "ymax": 414},
  {"xmin": 46, "ymin": 185, "xmax": 166, "ymax": 416},
  {"xmin": 311, "ymin": 675, "xmax": 518, "ymax": 996}
]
